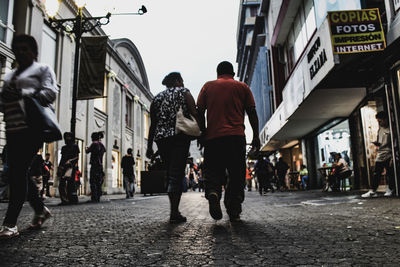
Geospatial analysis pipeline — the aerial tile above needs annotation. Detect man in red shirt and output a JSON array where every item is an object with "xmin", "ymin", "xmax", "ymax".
[{"xmin": 197, "ymin": 61, "xmax": 260, "ymax": 222}]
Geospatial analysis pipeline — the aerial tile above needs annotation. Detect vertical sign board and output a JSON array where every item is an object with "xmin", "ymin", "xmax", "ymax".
[{"xmin": 328, "ymin": 8, "xmax": 386, "ymax": 54}]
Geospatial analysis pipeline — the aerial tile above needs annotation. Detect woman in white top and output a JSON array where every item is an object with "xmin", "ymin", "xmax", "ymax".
[{"xmin": 0, "ymin": 35, "xmax": 58, "ymax": 238}]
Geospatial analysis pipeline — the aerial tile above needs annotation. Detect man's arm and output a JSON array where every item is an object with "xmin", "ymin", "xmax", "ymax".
[{"xmin": 245, "ymin": 106, "xmax": 260, "ymax": 150}]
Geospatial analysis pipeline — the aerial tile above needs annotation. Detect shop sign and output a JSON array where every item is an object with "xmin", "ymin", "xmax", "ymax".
[
  {"xmin": 304, "ymin": 18, "xmax": 335, "ymax": 91},
  {"xmin": 395, "ymin": 0, "xmax": 400, "ymax": 12},
  {"xmin": 328, "ymin": 8, "xmax": 386, "ymax": 54}
]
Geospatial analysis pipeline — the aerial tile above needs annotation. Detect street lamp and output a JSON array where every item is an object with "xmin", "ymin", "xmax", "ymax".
[{"xmin": 43, "ymin": 0, "xmax": 147, "ymax": 137}]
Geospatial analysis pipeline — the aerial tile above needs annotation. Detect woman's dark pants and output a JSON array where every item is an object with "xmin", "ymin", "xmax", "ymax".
[
  {"xmin": 3, "ymin": 131, "xmax": 44, "ymax": 227},
  {"xmin": 156, "ymin": 135, "xmax": 190, "ymax": 193}
]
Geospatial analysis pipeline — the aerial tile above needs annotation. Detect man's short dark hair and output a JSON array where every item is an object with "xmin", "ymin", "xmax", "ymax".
[
  {"xmin": 217, "ymin": 61, "xmax": 235, "ymax": 76},
  {"xmin": 45, "ymin": 153, "xmax": 50, "ymax": 156},
  {"xmin": 91, "ymin": 132, "xmax": 99, "ymax": 141},
  {"xmin": 127, "ymin": 148, "xmax": 133, "ymax": 154},
  {"xmin": 375, "ymin": 111, "xmax": 388, "ymax": 120},
  {"xmin": 63, "ymin": 132, "xmax": 74, "ymax": 140},
  {"xmin": 12, "ymin": 34, "xmax": 39, "ymax": 60}
]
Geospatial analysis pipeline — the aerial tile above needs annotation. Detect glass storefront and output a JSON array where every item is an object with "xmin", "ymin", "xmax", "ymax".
[{"xmin": 317, "ymin": 120, "xmax": 353, "ymax": 169}]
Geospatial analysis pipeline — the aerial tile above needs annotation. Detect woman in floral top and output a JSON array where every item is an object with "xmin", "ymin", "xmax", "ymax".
[{"xmin": 146, "ymin": 72, "xmax": 199, "ymax": 224}]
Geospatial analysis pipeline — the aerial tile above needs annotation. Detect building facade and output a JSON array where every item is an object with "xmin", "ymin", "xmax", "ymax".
[
  {"xmin": 0, "ymin": 0, "xmax": 153, "ymax": 195},
  {"xmin": 237, "ymin": 0, "xmax": 400, "ymax": 194}
]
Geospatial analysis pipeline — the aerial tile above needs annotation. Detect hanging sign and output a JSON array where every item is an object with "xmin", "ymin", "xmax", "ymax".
[
  {"xmin": 395, "ymin": 0, "xmax": 400, "ymax": 12},
  {"xmin": 78, "ymin": 36, "xmax": 108, "ymax": 100},
  {"xmin": 328, "ymin": 8, "xmax": 386, "ymax": 54}
]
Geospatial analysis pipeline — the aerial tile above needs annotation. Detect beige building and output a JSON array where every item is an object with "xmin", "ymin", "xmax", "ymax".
[{"xmin": 0, "ymin": 0, "xmax": 153, "ymax": 195}]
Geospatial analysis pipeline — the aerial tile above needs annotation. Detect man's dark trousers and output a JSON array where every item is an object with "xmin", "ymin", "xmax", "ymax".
[
  {"xmin": 204, "ymin": 135, "xmax": 246, "ymax": 217},
  {"xmin": 90, "ymin": 165, "xmax": 103, "ymax": 202}
]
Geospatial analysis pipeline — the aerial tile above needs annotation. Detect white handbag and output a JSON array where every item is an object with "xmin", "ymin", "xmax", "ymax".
[{"xmin": 175, "ymin": 107, "xmax": 201, "ymax": 137}]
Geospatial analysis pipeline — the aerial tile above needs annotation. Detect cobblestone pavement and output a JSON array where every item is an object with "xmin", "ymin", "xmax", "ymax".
[{"xmin": 1, "ymin": 190, "xmax": 400, "ymax": 266}]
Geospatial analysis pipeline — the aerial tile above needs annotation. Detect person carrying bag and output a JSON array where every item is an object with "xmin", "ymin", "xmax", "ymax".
[
  {"xmin": 0, "ymin": 35, "xmax": 59, "ymax": 238},
  {"xmin": 146, "ymin": 72, "xmax": 200, "ymax": 224}
]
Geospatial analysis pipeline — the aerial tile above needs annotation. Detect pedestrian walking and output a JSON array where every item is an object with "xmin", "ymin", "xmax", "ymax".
[
  {"xmin": 275, "ymin": 157, "xmax": 289, "ymax": 191},
  {"xmin": 58, "ymin": 132, "xmax": 80, "ymax": 205},
  {"xmin": 41, "ymin": 153, "xmax": 53, "ymax": 198},
  {"xmin": 254, "ymin": 155, "xmax": 275, "ymax": 195},
  {"xmin": 362, "ymin": 111, "xmax": 394, "ymax": 198},
  {"xmin": 0, "ymin": 34, "xmax": 57, "ymax": 238},
  {"xmin": 246, "ymin": 167, "xmax": 253, "ymax": 192},
  {"xmin": 197, "ymin": 61, "xmax": 260, "ymax": 222},
  {"xmin": 29, "ymin": 151, "xmax": 44, "ymax": 194},
  {"xmin": 86, "ymin": 132, "xmax": 106, "ymax": 203},
  {"xmin": 146, "ymin": 72, "xmax": 199, "ymax": 224},
  {"xmin": 121, "ymin": 148, "xmax": 135, "ymax": 198}
]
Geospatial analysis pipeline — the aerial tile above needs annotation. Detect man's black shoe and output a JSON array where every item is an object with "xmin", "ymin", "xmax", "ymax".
[
  {"xmin": 208, "ymin": 192, "xmax": 222, "ymax": 220},
  {"xmin": 229, "ymin": 215, "xmax": 241, "ymax": 223},
  {"xmin": 169, "ymin": 214, "xmax": 187, "ymax": 224}
]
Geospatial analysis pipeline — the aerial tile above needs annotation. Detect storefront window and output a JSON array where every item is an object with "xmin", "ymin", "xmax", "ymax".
[{"xmin": 317, "ymin": 120, "xmax": 352, "ymax": 169}]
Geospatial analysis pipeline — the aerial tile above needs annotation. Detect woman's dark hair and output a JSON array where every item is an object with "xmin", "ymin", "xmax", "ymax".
[
  {"xmin": 217, "ymin": 61, "xmax": 235, "ymax": 76},
  {"xmin": 375, "ymin": 111, "xmax": 388, "ymax": 120},
  {"xmin": 11, "ymin": 34, "xmax": 39, "ymax": 60},
  {"xmin": 127, "ymin": 148, "xmax": 133, "ymax": 154},
  {"xmin": 162, "ymin": 72, "xmax": 182, "ymax": 88}
]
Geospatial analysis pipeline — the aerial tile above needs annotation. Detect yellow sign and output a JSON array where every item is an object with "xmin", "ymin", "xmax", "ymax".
[{"xmin": 328, "ymin": 8, "xmax": 386, "ymax": 54}]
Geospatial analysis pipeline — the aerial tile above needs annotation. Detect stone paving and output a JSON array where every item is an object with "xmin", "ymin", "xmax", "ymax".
[{"xmin": 1, "ymin": 190, "xmax": 400, "ymax": 266}]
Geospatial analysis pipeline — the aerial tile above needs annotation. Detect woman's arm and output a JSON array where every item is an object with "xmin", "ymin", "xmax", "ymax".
[
  {"xmin": 146, "ymin": 102, "xmax": 158, "ymax": 158},
  {"xmin": 185, "ymin": 91, "xmax": 200, "ymax": 126}
]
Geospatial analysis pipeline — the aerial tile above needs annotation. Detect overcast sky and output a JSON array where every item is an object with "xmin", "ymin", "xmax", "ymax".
[{"xmin": 86, "ymin": 0, "xmax": 241, "ymax": 99}]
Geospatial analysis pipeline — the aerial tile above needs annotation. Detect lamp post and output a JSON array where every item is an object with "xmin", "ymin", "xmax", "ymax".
[{"xmin": 44, "ymin": 0, "xmax": 147, "ymax": 137}]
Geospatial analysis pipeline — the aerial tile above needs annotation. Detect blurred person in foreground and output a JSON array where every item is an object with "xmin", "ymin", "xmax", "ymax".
[{"xmin": 0, "ymin": 34, "xmax": 57, "ymax": 238}]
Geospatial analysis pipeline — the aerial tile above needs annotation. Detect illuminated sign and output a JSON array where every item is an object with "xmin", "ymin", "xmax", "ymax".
[{"xmin": 328, "ymin": 8, "xmax": 386, "ymax": 54}]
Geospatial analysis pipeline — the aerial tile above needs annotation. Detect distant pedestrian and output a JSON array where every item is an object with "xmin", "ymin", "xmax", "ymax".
[
  {"xmin": 275, "ymin": 157, "xmax": 289, "ymax": 191},
  {"xmin": 254, "ymin": 155, "xmax": 275, "ymax": 195},
  {"xmin": 121, "ymin": 148, "xmax": 135, "ymax": 198},
  {"xmin": 362, "ymin": 111, "xmax": 394, "ymax": 198},
  {"xmin": 197, "ymin": 61, "xmax": 260, "ymax": 222},
  {"xmin": 58, "ymin": 132, "xmax": 80, "ymax": 205},
  {"xmin": 246, "ymin": 167, "xmax": 253, "ymax": 192},
  {"xmin": 86, "ymin": 132, "xmax": 106, "ymax": 203},
  {"xmin": 146, "ymin": 72, "xmax": 199, "ymax": 224},
  {"xmin": 299, "ymin": 164, "xmax": 308, "ymax": 190},
  {"xmin": 0, "ymin": 34, "xmax": 56, "ymax": 238},
  {"xmin": 330, "ymin": 153, "xmax": 351, "ymax": 191},
  {"xmin": 41, "ymin": 153, "xmax": 53, "ymax": 198}
]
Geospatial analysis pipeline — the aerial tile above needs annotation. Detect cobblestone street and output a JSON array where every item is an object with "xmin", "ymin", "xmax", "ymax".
[{"xmin": 1, "ymin": 190, "xmax": 400, "ymax": 266}]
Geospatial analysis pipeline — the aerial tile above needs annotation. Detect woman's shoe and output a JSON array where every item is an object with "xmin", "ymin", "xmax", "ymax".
[
  {"xmin": 29, "ymin": 206, "xmax": 52, "ymax": 229},
  {"xmin": 0, "ymin": 225, "xmax": 19, "ymax": 239}
]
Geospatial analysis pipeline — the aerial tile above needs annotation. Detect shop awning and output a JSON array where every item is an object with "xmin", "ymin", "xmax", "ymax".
[{"xmin": 261, "ymin": 87, "xmax": 366, "ymax": 151}]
